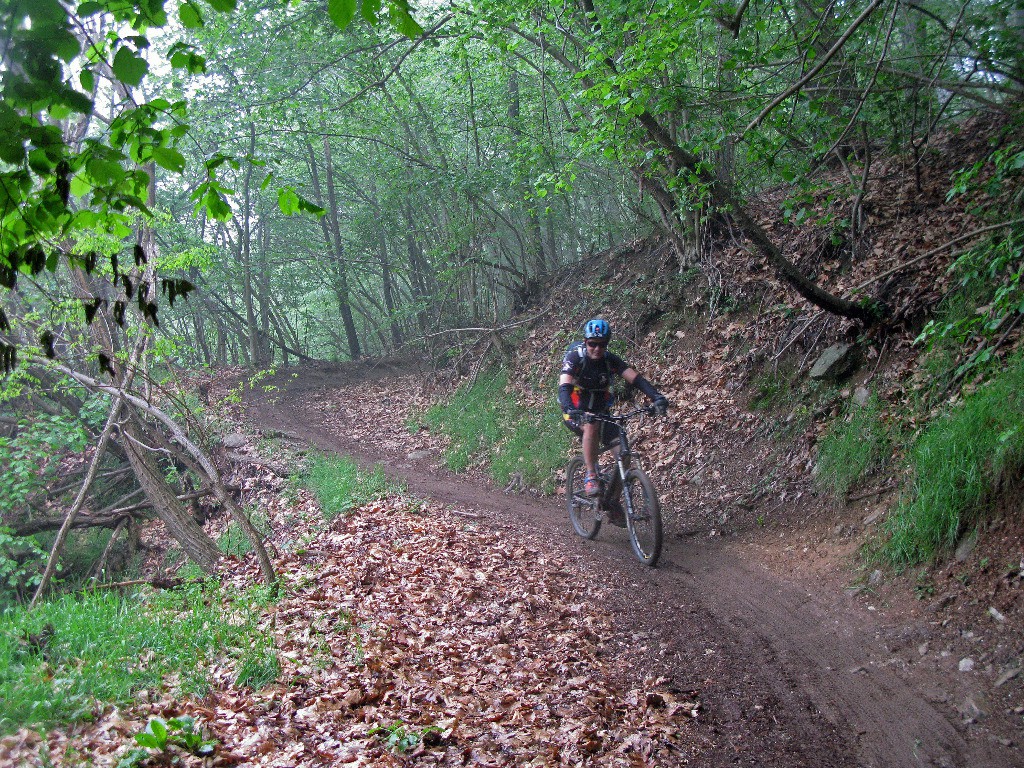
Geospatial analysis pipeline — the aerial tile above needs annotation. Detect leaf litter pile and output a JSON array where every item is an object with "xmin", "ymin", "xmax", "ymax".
[
  {"xmin": 244, "ymin": 506, "xmax": 701, "ymax": 766},
  {"xmin": 6, "ymin": 477, "xmax": 703, "ymax": 767}
]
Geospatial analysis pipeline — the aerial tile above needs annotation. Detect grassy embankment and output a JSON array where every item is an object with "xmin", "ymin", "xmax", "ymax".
[
  {"xmin": 809, "ymin": 355, "xmax": 1024, "ymax": 566},
  {"xmin": 418, "ymin": 369, "xmax": 569, "ymax": 494}
]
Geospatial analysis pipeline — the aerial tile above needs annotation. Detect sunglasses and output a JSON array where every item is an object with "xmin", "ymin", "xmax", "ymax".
[{"xmin": 586, "ymin": 340, "xmax": 607, "ymax": 349}]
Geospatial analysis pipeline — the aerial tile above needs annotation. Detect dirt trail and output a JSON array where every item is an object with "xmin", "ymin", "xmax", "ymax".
[{"xmin": 245, "ymin": 364, "xmax": 1014, "ymax": 768}]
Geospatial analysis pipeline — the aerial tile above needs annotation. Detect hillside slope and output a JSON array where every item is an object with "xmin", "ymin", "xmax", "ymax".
[{"xmin": 423, "ymin": 117, "xmax": 1024, "ymax": 757}]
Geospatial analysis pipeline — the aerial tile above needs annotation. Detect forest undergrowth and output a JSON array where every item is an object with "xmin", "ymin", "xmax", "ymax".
[
  {"xmin": 4, "ymin": 116, "xmax": 1024, "ymax": 767},
  {"xmin": 1, "ymin": 427, "xmax": 703, "ymax": 767}
]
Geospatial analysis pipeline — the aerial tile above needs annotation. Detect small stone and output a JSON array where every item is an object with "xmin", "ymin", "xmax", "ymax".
[
  {"xmin": 853, "ymin": 386, "xmax": 871, "ymax": 407},
  {"xmin": 223, "ymin": 433, "xmax": 247, "ymax": 448},
  {"xmin": 929, "ymin": 593, "xmax": 956, "ymax": 613},
  {"xmin": 407, "ymin": 449, "xmax": 432, "ymax": 461},
  {"xmin": 995, "ymin": 667, "xmax": 1021, "ymax": 687},
  {"xmin": 863, "ymin": 508, "xmax": 885, "ymax": 526},
  {"xmin": 924, "ymin": 688, "xmax": 950, "ymax": 704},
  {"xmin": 955, "ymin": 531, "xmax": 978, "ymax": 562},
  {"xmin": 809, "ymin": 343, "xmax": 857, "ymax": 380},
  {"xmin": 960, "ymin": 694, "xmax": 987, "ymax": 720},
  {"xmin": 918, "ymin": 642, "xmax": 930, "ymax": 657},
  {"xmin": 988, "ymin": 606, "xmax": 1007, "ymax": 623},
  {"xmin": 869, "ymin": 569, "xmax": 884, "ymax": 585},
  {"xmin": 959, "ymin": 658, "xmax": 976, "ymax": 672}
]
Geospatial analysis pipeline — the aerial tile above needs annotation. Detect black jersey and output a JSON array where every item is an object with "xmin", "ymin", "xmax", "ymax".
[{"xmin": 560, "ymin": 341, "xmax": 630, "ymax": 411}]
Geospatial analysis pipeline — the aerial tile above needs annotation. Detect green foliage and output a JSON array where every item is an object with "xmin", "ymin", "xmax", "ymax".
[
  {"xmin": 368, "ymin": 721, "xmax": 441, "ymax": 754},
  {"xmin": 0, "ymin": 578, "xmax": 275, "ymax": 734},
  {"xmin": 815, "ymin": 395, "xmax": 890, "ymax": 500},
  {"xmin": 424, "ymin": 369, "xmax": 570, "ymax": 493},
  {"xmin": 0, "ymin": 0, "xmax": 425, "ymax": 369},
  {"xmin": 0, "ymin": 411, "xmax": 90, "ymax": 514},
  {"xmin": 0, "ymin": 382, "xmax": 115, "ymax": 604},
  {"xmin": 132, "ymin": 715, "xmax": 216, "ymax": 758},
  {"xmin": 948, "ymin": 143, "xmax": 1024, "ymax": 209},
  {"xmin": 305, "ymin": 454, "xmax": 400, "ymax": 521},
  {"xmin": 0, "ymin": 527, "xmax": 48, "ymax": 605},
  {"xmin": 328, "ymin": 0, "xmax": 422, "ymax": 38},
  {"xmin": 880, "ymin": 355, "xmax": 1024, "ymax": 566},
  {"xmin": 916, "ymin": 230, "xmax": 1024, "ymax": 383}
]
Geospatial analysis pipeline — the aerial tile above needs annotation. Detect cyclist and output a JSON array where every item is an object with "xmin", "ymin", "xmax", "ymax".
[{"xmin": 558, "ymin": 318, "xmax": 669, "ymax": 515}]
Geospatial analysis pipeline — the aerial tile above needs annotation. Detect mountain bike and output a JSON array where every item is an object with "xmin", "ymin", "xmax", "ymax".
[{"xmin": 565, "ymin": 406, "xmax": 664, "ymax": 566}]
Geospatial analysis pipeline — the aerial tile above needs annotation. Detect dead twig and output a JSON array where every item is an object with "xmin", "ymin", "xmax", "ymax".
[
  {"xmin": 850, "ymin": 219, "xmax": 1024, "ymax": 293},
  {"xmin": 447, "ymin": 509, "xmax": 482, "ymax": 520},
  {"xmin": 847, "ymin": 482, "xmax": 897, "ymax": 502},
  {"xmin": 85, "ymin": 576, "xmax": 182, "ymax": 592}
]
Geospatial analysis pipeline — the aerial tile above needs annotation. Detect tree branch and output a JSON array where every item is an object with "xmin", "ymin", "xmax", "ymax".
[{"xmin": 743, "ymin": 0, "xmax": 887, "ymax": 136}]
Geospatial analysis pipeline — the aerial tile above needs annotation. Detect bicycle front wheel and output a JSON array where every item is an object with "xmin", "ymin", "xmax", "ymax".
[
  {"xmin": 566, "ymin": 456, "xmax": 601, "ymax": 539},
  {"xmin": 623, "ymin": 468, "xmax": 662, "ymax": 566}
]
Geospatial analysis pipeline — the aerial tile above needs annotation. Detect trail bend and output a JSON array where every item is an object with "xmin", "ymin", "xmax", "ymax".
[{"xmin": 244, "ymin": 364, "xmax": 1012, "ymax": 768}]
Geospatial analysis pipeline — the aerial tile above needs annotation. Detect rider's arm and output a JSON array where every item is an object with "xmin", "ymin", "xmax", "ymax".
[
  {"xmin": 558, "ymin": 373, "xmax": 576, "ymax": 412},
  {"xmin": 622, "ymin": 368, "xmax": 665, "ymax": 402}
]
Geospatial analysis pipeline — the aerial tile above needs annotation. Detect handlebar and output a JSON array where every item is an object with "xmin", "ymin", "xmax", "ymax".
[{"xmin": 571, "ymin": 405, "xmax": 662, "ymax": 425}]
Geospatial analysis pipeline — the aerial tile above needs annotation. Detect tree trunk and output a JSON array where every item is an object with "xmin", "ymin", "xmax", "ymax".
[
  {"xmin": 377, "ymin": 228, "xmax": 403, "ymax": 350},
  {"xmin": 121, "ymin": 419, "xmax": 222, "ymax": 573},
  {"xmin": 239, "ymin": 122, "xmax": 271, "ymax": 367},
  {"xmin": 322, "ymin": 137, "xmax": 362, "ymax": 360}
]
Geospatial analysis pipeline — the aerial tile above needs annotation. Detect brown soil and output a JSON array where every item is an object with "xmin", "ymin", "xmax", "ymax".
[{"xmin": 244, "ymin": 359, "xmax": 1022, "ymax": 768}]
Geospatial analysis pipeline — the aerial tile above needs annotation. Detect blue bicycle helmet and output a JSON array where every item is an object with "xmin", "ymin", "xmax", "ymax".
[{"xmin": 583, "ymin": 318, "xmax": 611, "ymax": 342}]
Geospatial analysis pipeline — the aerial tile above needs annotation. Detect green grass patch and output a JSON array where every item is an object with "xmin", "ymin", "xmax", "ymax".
[
  {"xmin": 235, "ymin": 637, "xmax": 280, "ymax": 689},
  {"xmin": 880, "ymin": 354, "xmax": 1024, "ymax": 566},
  {"xmin": 748, "ymin": 369, "xmax": 795, "ymax": 412},
  {"xmin": 491, "ymin": 403, "xmax": 571, "ymax": 494},
  {"xmin": 0, "ymin": 578, "xmax": 276, "ymax": 735},
  {"xmin": 218, "ymin": 521, "xmax": 253, "ymax": 556},
  {"xmin": 815, "ymin": 394, "xmax": 890, "ymax": 499},
  {"xmin": 423, "ymin": 369, "xmax": 570, "ymax": 493},
  {"xmin": 425, "ymin": 372, "xmax": 508, "ymax": 473},
  {"xmin": 305, "ymin": 454, "xmax": 401, "ymax": 521}
]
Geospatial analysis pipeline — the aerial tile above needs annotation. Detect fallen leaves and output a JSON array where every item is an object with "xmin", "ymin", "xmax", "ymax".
[{"xmin": 19, "ymin": 482, "xmax": 701, "ymax": 767}]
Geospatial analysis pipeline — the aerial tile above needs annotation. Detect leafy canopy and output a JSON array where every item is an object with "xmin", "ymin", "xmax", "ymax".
[{"xmin": 0, "ymin": 0, "xmax": 420, "ymax": 363}]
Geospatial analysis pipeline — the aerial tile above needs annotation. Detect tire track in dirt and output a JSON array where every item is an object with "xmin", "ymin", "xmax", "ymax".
[{"xmin": 248, "ymin": 387, "xmax": 1009, "ymax": 768}]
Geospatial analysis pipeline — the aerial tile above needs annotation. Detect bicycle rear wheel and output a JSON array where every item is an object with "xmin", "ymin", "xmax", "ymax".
[
  {"xmin": 566, "ymin": 457, "xmax": 601, "ymax": 539},
  {"xmin": 623, "ymin": 468, "xmax": 662, "ymax": 566}
]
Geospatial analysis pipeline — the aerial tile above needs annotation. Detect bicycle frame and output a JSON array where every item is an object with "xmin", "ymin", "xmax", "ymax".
[
  {"xmin": 566, "ymin": 404, "xmax": 664, "ymax": 565},
  {"xmin": 579, "ymin": 406, "xmax": 651, "ymax": 509}
]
